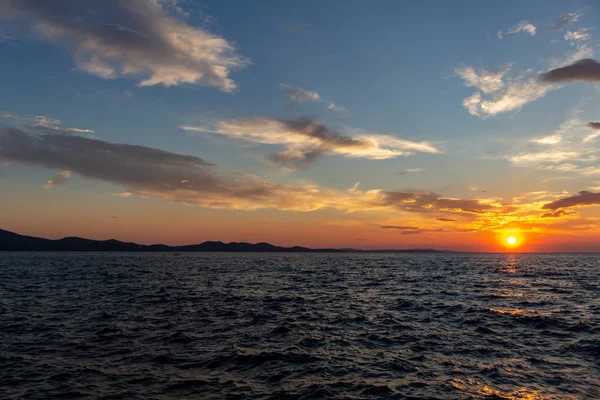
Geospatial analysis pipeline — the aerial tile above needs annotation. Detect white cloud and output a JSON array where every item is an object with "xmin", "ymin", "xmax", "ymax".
[
  {"xmin": 511, "ymin": 151, "xmax": 592, "ymax": 165},
  {"xmin": 1, "ymin": 0, "xmax": 249, "ymax": 91},
  {"xmin": 497, "ymin": 31, "xmax": 503, "ymax": 40},
  {"xmin": 565, "ymin": 29, "xmax": 590, "ymax": 42},
  {"xmin": 0, "ymin": 110, "xmax": 94, "ymax": 135},
  {"xmin": 462, "ymin": 73, "xmax": 554, "ymax": 117},
  {"xmin": 507, "ymin": 21, "xmax": 537, "ymax": 36},
  {"xmin": 279, "ymin": 84, "xmax": 320, "ymax": 104},
  {"xmin": 328, "ymin": 103, "xmax": 347, "ymax": 113},
  {"xmin": 532, "ymin": 135, "xmax": 562, "ymax": 145},
  {"xmin": 455, "ymin": 65, "xmax": 510, "ymax": 94},
  {"xmin": 181, "ymin": 117, "xmax": 440, "ymax": 170},
  {"xmin": 458, "ymin": 45, "xmax": 593, "ymax": 118}
]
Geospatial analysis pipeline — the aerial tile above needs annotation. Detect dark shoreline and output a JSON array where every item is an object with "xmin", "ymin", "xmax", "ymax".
[{"xmin": 0, "ymin": 228, "xmax": 453, "ymax": 253}]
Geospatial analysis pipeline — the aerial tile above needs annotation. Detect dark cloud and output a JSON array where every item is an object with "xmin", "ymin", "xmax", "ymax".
[
  {"xmin": 281, "ymin": 118, "xmax": 368, "ymax": 149},
  {"xmin": 541, "ymin": 209, "xmax": 578, "ymax": 218},
  {"xmin": 587, "ymin": 122, "xmax": 600, "ymax": 130},
  {"xmin": 381, "ymin": 225, "xmax": 419, "ymax": 230},
  {"xmin": 0, "ymin": 128, "xmax": 278, "ymax": 201},
  {"xmin": 266, "ymin": 148, "xmax": 325, "ymax": 171},
  {"xmin": 542, "ymin": 191, "xmax": 600, "ymax": 210},
  {"xmin": 436, "ymin": 217, "xmax": 458, "ymax": 222},
  {"xmin": 539, "ymin": 59, "xmax": 600, "ymax": 83},
  {"xmin": 0, "ymin": 0, "xmax": 248, "ymax": 91},
  {"xmin": 0, "ymin": 125, "xmax": 493, "ymax": 216},
  {"xmin": 381, "ymin": 191, "xmax": 496, "ymax": 214}
]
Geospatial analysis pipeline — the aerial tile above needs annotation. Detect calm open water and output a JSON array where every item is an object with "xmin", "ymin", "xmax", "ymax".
[{"xmin": 0, "ymin": 252, "xmax": 598, "ymax": 399}]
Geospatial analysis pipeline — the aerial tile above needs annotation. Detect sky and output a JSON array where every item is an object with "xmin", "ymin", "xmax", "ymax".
[{"xmin": 2, "ymin": 0, "xmax": 600, "ymax": 251}]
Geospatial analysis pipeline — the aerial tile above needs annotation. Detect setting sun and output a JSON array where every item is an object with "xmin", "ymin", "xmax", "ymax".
[{"xmin": 507, "ymin": 236, "xmax": 517, "ymax": 245}]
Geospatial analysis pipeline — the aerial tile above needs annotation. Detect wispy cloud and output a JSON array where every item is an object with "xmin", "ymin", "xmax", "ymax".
[
  {"xmin": 565, "ymin": 29, "xmax": 590, "ymax": 42},
  {"xmin": 509, "ymin": 110, "xmax": 600, "ymax": 173},
  {"xmin": 395, "ymin": 168, "xmax": 423, "ymax": 175},
  {"xmin": 181, "ymin": 117, "xmax": 440, "ymax": 171},
  {"xmin": 279, "ymin": 84, "xmax": 320, "ymax": 104},
  {"xmin": 43, "ymin": 170, "xmax": 71, "ymax": 189},
  {"xmin": 327, "ymin": 103, "xmax": 347, "ymax": 113},
  {"xmin": 455, "ymin": 65, "xmax": 510, "ymax": 94},
  {"xmin": 532, "ymin": 135, "xmax": 562, "ymax": 145},
  {"xmin": 0, "ymin": 0, "xmax": 249, "ymax": 91},
  {"xmin": 461, "ymin": 73, "xmax": 554, "ymax": 117},
  {"xmin": 550, "ymin": 13, "xmax": 582, "ymax": 30},
  {"xmin": 506, "ymin": 21, "xmax": 537, "ymax": 36},
  {"xmin": 0, "ymin": 110, "xmax": 94, "ymax": 135},
  {"xmin": 279, "ymin": 84, "xmax": 348, "ymax": 113},
  {"xmin": 459, "ymin": 44, "xmax": 593, "ymax": 117},
  {"xmin": 381, "ymin": 225, "xmax": 444, "ymax": 235},
  {"xmin": 510, "ymin": 151, "xmax": 593, "ymax": 165}
]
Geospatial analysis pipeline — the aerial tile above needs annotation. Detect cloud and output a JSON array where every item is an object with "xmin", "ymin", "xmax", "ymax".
[
  {"xmin": 327, "ymin": 103, "xmax": 347, "ymax": 113},
  {"xmin": 459, "ymin": 43, "xmax": 593, "ymax": 118},
  {"xmin": 542, "ymin": 191, "xmax": 600, "ymax": 210},
  {"xmin": 565, "ymin": 29, "xmax": 590, "ymax": 41},
  {"xmin": 381, "ymin": 225, "xmax": 444, "ymax": 235},
  {"xmin": 507, "ymin": 21, "xmax": 537, "ymax": 36},
  {"xmin": 112, "ymin": 192, "xmax": 134, "ymax": 198},
  {"xmin": 550, "ymin": 13, "xmax": 582, "ymax": 30},
  {"xmin": 532, "ymin": 134, "xmax": 562, "ymax": 145},
  {"xmin": 43, "ymin": 170, "xmax": 71, "ymax": 188},
  {"xmin": 584, "ymin": 122, "xmax": 600, "ymax": 143},
  {"xmin": 455, "ymin": 65, "xmax": 510, "ymax": 94},
  {"xmin": 539, "ymin": 59, "xmax": 600, "ymax": 83},
  {"xmin": 497, "ymin": 31, "xmax": 503, "ymax": 40},
  {"xmin": 461, "ymin": 73, "xmax": 554, "ymax": 117},
  {"xmin": 279, "ymin": 84, "xmax": 320, "ymax": 104},
  {"xmin": 436, "ymin": 217, "xmax": 458, "ymax": 222},
  {"xmin": 541, "ymin": 209, "xmax": 577, "ymax": 218},
  {"xmin": 379, "ymin": 191, "xmax": 497, "ymax": 215},
  {"xmin": 510, "ymin": 151, "xmax": 593, "ymax": 165},
  {"xmin": 0, "ymin": 125, "xmax": 502, "ymax": 220},
  {"xmin": 0, "ymin": 0, "xmax": 249, "ymax": 91},
  {"xmin": 181, "ymin": 117, "xmax": 440, "ymax": 170},
  {"xmin": 1, "ymin": 110, "xmax": 94, "ymax": 135},
  {"xmin": 395, "ymin": 168, "xmax": 423, "ymax": 175}
]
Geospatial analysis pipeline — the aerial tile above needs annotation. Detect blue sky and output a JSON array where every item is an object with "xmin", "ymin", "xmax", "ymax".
[{"xmin": 1, "ymin": 0, "xmax": 600, "ymax": 251}]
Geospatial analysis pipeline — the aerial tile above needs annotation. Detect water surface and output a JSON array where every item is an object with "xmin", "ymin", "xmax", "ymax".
[{"xmin": 0, "ymin": 252, "xmax": 598, "ymax": 398}]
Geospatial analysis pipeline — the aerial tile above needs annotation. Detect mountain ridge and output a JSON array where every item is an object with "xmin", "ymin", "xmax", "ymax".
[{"xmin": 0, "ymin": 228, "xmax": 453, "ymax": 253}]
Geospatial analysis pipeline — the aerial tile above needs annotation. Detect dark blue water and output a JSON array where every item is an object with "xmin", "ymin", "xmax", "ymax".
[{"xmin": 0, "ymin": 252, "xmax": 598, "ymax": 399}]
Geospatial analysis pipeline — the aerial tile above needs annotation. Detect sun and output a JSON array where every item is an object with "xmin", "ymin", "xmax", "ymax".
[{"xmin": 506, "ymin": 236, "xmax": 517, "ymax": 245}]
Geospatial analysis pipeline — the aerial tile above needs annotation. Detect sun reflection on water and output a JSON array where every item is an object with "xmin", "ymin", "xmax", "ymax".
[{"xmin": 451, "ymin": 378, "xmax": 549, "ymax": 399}]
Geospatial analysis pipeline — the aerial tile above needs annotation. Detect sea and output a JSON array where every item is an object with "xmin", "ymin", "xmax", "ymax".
[{"xmin": 0, "ymin": 252, "xmax": 598, "ymax": 399}]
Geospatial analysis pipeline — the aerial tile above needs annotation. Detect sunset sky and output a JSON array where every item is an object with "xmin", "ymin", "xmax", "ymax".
[{"xmin": 2, "ymin": 0, "xmax": 600, "ymax": 251}]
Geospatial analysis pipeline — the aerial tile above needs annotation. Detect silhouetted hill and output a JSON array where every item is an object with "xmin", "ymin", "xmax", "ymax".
[{"xmin": 0, "ymin": 228, "xmax": 453, "ymax": 253}]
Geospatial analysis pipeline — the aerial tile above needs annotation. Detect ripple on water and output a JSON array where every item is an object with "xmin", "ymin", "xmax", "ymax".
[{"xmin": 0, "ymin": 252, "xmax": 598, "ymax": 399}]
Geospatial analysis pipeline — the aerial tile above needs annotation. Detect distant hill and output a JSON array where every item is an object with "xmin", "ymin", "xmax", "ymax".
[{"xmin": 0, "ymin": 228, "xmax": 453, "ymax": 253}]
